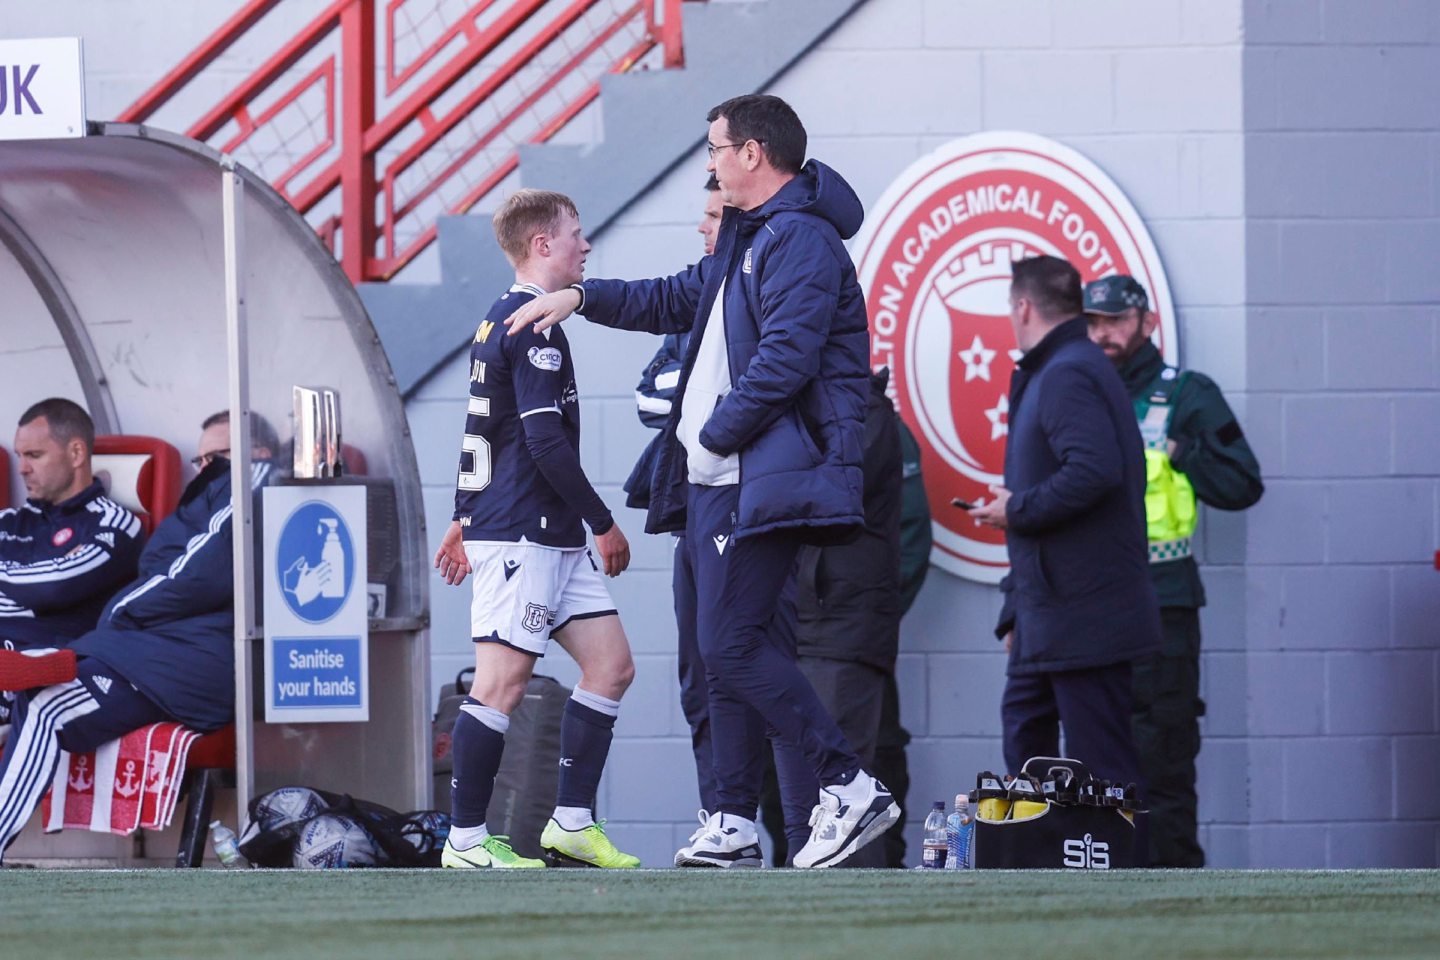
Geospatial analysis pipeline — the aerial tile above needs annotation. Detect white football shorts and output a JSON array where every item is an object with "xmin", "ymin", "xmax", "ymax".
[{"xmin": 464, "ymin": 541, "xmax": 616, "ymax": 656}]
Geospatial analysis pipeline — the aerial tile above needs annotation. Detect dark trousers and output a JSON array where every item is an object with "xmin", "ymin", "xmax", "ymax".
[
  {"xmin": 687, "ymin": 484, "xmax": 858, "ymax": 819},
  {"xmin": 673, "ymin": 530, "xmax": 813, "ymax": 842},
  {"xmin": 759, "ymin": 656, "xmax": 887, "ymax": 865},
  {"xmin": 672, "ymin": 533, "xmax": 716, "ymax": 810},
  {"xmin": 1132, "ymin": 607, "xmax": 1205, "ymax": 868},
  {"xmin": 872, "ymin": 672, "xmax": 911, "ymax": 868},
  {"xmin": 1002, "ymin": 660, "xmax": 1148, "ymax": 865},
  {"xmin": 0, "ymin": 659, "xmax": 167, "ymax": 858}
]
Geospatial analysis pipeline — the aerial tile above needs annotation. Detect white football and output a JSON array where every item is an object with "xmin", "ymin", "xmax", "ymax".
[{"xmin": 293, "ymin": 813, "xmax": 380, "ymax": 869}]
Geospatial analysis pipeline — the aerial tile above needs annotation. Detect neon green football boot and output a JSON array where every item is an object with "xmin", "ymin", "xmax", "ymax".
[
  {"xmin": 540, "ymin": 818, "xmax": 641, "ymax": 868},
  {"xmin": 441, "ymin": 834, "xmax": 546, "ymax": 869}
]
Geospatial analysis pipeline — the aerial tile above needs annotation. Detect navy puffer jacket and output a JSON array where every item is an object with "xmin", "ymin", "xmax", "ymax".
[
  {"xmin": 70, "ymin": 459, "xmax": 273, "ymax": 731},
  {"xmin": 580, "ymin": 160, "xmax": 870, "ymax": 541}
]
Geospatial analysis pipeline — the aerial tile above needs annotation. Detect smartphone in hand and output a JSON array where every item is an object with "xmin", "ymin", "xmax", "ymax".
[{"xmin": 950, "ymin": 497, "xmax": 976, "ymax": 510}]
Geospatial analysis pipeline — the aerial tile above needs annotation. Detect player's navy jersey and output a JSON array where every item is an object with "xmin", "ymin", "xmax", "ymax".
[{"xmin": 453, "ymin": 284, "xmax": 586, "ymax": 548}]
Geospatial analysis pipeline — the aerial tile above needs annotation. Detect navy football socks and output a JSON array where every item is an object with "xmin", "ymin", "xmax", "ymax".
[
  {"xmin": 450, "ymin": 697, "xmax": 509, "ymax": 828},
  {"xmin": 556, "ymin": 689, "xmax": 618, "ymax": 810}
]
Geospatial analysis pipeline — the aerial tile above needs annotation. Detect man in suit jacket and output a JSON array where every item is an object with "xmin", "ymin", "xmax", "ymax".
[{"xmin": 970, "ymin": 255, "xmax": 1159, "ymax": 798}]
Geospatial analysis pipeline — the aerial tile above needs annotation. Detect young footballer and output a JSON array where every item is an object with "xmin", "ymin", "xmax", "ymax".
[{"xmin": 433, "ymin": 189, "xmax": 640, "ymax": 869}]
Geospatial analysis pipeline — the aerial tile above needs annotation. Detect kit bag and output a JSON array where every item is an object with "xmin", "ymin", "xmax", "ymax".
[{"xmin": 238, "ymin": 786, "xmax": 449, "ymax": 868}]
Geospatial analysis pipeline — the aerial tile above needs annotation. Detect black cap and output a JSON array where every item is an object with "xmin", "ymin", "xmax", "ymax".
[{"xmin": 1083, "ymin": 275, "xmax": 1149, "ymax": 315}]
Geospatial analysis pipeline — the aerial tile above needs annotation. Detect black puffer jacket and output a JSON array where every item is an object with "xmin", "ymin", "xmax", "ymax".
[{"xmin": 794, "ymin": 370, "xmax": 903, "ymax": 671}]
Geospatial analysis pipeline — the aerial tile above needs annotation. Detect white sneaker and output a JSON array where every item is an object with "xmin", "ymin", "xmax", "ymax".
[
  {"xmin": 672, "ymin": 809, "xmax": 710, "ymax": 866},
  {"xmin": 792, "ymin": 770, "xmax": 900, "ymax": 869},
  {"xmin": 674, "ymin": 811, "xmax": 763, "ymax": 868}
]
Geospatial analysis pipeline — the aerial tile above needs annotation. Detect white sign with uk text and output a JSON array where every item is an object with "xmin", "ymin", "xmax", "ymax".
[{"xmin": 0, "ymin": 38, "xmax": 86, "ymax": 141}]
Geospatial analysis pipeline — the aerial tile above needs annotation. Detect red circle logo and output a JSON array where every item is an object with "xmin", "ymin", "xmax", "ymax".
[
  {"xmin": 855, "ymin": 133, "xmax": 1177, "ymax": 583},
  {"xmin": 52, "ymin": 527, "xmax": 74, "ymax": 548}
]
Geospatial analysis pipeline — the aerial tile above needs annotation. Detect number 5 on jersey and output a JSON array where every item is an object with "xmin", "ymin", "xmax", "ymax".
[{"xmin": 459, "ymin": 396, "xmax": 492, "ymax": 491}]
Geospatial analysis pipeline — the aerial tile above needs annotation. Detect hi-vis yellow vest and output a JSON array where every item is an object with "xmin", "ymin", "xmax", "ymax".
[{"xmin": 1135, "ymin": 367, "xmax": 1196, "ymax": 564}]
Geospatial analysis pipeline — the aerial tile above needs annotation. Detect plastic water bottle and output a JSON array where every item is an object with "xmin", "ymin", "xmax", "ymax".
[
  {"xmin": 210, "ymin": 820, "xmax": 251, "ymax": 868},
  {"xmin": 944, "ymin": 794, "xmax": 973, "ymax": 870},
  {"xmin": 921, "ymin": 801, "xmax": 948, "ymax": 869}
]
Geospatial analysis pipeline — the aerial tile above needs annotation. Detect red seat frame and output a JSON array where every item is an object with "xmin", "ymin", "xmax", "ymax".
[{"xmin": 91, "ymin": 435, "xmax": 183, "ymax": 537}]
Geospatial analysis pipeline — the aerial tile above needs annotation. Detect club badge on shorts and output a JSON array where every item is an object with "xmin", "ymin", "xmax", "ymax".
[
  {"xmin": 522, "ymin": 603, "xmax": 550, "ymax": 633},
  {"xmin": 853, "ymin": 132, "xmax": 1177, "ymax": 583}
]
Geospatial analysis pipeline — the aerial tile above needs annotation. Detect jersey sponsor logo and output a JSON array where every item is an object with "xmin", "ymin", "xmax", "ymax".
[
  {"xmin": 854, "ymin": 132, "xmax": 1177, "ymax": 583},
  {"xmin": 51, "ymin": 527, "xmax": 73, "ymax": 547},
  {"xmin": 522, "ymin": 602, "xmax": 550, "ymax": 633},
  {"xmin": 528, "ymin": 346, "xmax": 563, "ymax": 371},
  {"xmin": 92, "ymin": 675, "xmax": 113, "ymax": 695},
  {"xmin": 561, "ymin": 382, "xmax": 578, "ymax": 405},
  {"xmin": 474, "ymin": 320, "xmax": 495, "ymax": 344},
  {"xmin": 96, "ymin": 531, "xmax": 115, "ymax": 548},
  {"xmin": 470, "ymin": 360, "xmax": 486, "ymax": 384}
]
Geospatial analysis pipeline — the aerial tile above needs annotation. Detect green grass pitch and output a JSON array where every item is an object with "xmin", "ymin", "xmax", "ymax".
[{"xmin": 2, "ymin": 869, "xmax": 1437, "ymax": 959}]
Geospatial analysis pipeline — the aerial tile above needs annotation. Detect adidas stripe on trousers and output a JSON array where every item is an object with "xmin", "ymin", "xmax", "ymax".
[{"xmin": 0, "ymin": 660, "xmax": 167, "ymax": 859}]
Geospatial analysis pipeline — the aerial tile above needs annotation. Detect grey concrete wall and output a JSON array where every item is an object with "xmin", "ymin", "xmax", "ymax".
[{"xmin": 1232, "ymin": 0, "xmax": 1440, "ymax": 867}]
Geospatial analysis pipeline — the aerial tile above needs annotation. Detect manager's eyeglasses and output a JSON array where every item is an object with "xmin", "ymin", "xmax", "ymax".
[
  {"xmin": 191, "ymin": 449, "xmax": 229, "ymax": 469},
  {"xmin": 707, "ymin": 139, "xmax": 763, "ymax": 158}
]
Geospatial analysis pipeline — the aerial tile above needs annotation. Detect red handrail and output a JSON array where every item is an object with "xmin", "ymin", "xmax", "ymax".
[
  {"xmin": 116, "ymin": 0, "xmax": 287, "ymax": 124},
  {"xmin": 118, "ymin": 0, "xmax": 695, "ymax": 283}
]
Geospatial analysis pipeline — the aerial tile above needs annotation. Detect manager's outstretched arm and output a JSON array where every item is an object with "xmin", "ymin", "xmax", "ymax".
[{"xmin": 506, "ymin": 261, "xmax": 710, "ymax": 337}]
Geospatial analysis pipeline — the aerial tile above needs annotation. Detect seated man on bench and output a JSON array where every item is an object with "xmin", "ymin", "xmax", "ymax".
[
  {"xmin": 0, "ymin": 411, "xmax": 276, "ymax": 862},
  {"xmin": 1, "ymin": 399, "xmax": 145, "ymax": 730}
]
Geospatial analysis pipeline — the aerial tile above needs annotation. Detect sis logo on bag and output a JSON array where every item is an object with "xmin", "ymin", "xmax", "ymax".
[{"xmin": 1062, "ymin": 833, "xmax": 1110, "ymax": 870}]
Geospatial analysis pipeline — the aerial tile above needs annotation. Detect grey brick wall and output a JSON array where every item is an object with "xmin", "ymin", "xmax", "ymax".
[{"xmin": 1239, "ymin": 0, "xmax": 1440, "ymax": 867}]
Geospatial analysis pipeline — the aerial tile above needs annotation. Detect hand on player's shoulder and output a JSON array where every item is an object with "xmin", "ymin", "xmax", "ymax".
[{"xmin": 505, "ymin": 287, "xmax": 581, "ymax": 336}]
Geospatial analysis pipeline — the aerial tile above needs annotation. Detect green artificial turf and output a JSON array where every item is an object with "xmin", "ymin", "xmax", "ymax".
[{"xmin": 1, "ymin": 869, "xmax": 1437, "ymax": 959}]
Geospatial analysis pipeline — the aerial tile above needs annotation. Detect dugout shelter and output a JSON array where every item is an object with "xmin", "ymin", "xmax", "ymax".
[{"xmin": 0, "ymin": 123, "xmax": 431, "ymax": 864}]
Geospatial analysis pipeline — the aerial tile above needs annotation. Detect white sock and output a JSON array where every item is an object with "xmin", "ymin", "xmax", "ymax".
[
  {"xmin": 570, "ymin": 686, "xmax": 620, "ymax": 718},
  {"xmin": 449, "ymin": 823, "xmax": 490, "ymax": 850},
  {"xmin": 552, "ymin": 805, "xmax": 594, "ymax": 830},
  {"xmin": 460, "ymin": 701, "xmax": 510, "ymax": 734}
]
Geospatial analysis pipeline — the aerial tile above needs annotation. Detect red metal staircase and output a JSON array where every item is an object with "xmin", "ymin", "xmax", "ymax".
[{"xmin": 117, "ymin": 0, "xmax": 694, "ymax": 284}]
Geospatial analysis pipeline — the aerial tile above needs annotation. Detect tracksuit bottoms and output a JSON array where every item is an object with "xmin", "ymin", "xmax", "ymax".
[{"xmin": 684, "ymin": 484, "xmax": 859, "ymax": 821}]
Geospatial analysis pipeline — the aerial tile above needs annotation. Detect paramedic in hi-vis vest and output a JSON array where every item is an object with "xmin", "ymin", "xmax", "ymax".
[{"xmin": 1084, "ymin": 276, "xmax": 1264, "ymax": 868}]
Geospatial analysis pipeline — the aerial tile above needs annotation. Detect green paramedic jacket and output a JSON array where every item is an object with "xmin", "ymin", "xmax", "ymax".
[{"xmin": 1117, "ymin": 342, "xmax": 1264, "ymax": 609}]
